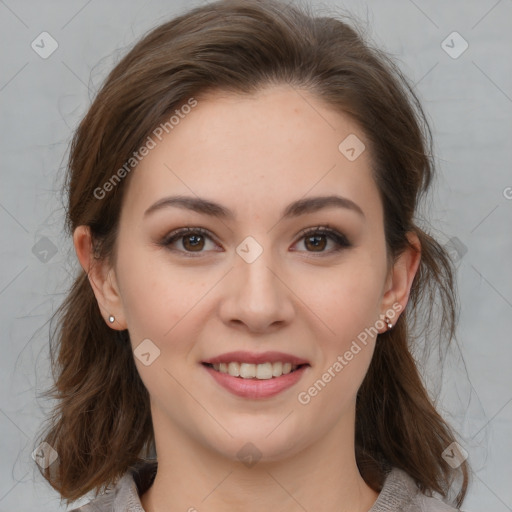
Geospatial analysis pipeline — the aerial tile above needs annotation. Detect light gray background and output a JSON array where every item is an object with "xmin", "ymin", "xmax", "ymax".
[{"xmin": 1, "ymin": 0, "xmax": 511, "ymax": 510}]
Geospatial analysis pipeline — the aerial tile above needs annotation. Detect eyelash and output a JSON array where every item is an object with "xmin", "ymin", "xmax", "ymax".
[{"xmin": 159, "ymin": 225, "xmax": 351, "ymax": 257}]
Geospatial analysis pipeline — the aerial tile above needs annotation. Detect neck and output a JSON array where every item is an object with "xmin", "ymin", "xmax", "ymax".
[{"xmin": 140, "ymin": 408, "xmax": 379, "ymax": 512}]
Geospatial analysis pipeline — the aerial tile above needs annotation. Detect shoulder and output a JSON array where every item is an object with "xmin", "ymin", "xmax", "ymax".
[
  {"xmin": 414, "ymin": 493, "xmax": 463, "ymax": 511},
  {"xmin": 67, "ymin": 461, "xmax": 157, "ymax": 511},
  {"xmin": 369, "ymin": 467, "xmax": 464, "ymax": 512},
  {"xmin": 66, "ymin": 474, "xmax": 131, "ymax": 512},
  {"xmin": 66, "ymin": 487, "xmax": 117, "ymax": 511}
]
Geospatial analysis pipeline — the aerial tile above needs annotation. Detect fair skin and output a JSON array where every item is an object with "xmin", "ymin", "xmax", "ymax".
[{"xmin": 74, "ymin": 84, "xmax": 420, "ymax": 512}]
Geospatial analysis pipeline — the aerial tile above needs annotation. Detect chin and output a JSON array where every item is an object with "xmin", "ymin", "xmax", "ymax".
[{"xmin": 204, "ymin": 424, "xmax": 307, "ymax": 465}]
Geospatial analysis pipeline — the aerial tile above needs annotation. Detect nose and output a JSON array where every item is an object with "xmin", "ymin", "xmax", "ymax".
[{"xmin": 218, "ymin": 245, "xmax": 295, "ymax": 334}]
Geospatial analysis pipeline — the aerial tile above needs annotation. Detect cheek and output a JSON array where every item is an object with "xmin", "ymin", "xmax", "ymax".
[
  {"xmin": 119, "ymin": 259, "xmax": 210, "ymax": 410},
  {"xmin": 296, "ymin": 267, "xmax": 381, "ymax": 412},
  {"xmin": 116, "ymin": 246, "xmax": 205, "ymax": 349},
  {"xmin": 294, "ymin": 258, "xmax": 385, "ymax": 339}
]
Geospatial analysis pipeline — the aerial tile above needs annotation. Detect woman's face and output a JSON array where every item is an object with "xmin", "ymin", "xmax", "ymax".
[{"xmin": 93, "ymin": 84, "xmax": 408, "ymax": 462}]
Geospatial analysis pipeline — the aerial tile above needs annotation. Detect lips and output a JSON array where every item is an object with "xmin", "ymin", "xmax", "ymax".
[
  {"xmin": 202, "ymin": 350, "xmax": 310, "ymax": 366},
  {"xmin": 202, "ymin": 363, "xmax": 309, "ymax": 399},
  {"xmin": 201, "ymin": 351, "xmax": 310, "ymax": 399}
]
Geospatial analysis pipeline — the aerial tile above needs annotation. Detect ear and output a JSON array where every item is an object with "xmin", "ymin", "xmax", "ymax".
[
  {"xmin": 73, "ymin": 225, "xmax": 127, "ymax": 330},
  {"xmin": 378, "ymin": 231, "xmax": 421, "ymax": 332}
]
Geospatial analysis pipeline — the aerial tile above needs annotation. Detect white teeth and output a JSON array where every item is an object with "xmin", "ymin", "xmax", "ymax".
[
  {"xmin": 240, "ymin": 363, "xmax": 256, "ymax": 378},
  {"xmin": 256, "ymin": 362, "xmax": 273, "ymax": 380},
  {"xmin": 282, "ymin": 362, "xmax": 292, "ymax": 375},
  {"xmin": 210, "ymin": 362, "xmax": 300, "ymax": 379},
  {"xmin": 227, "ymin": 362, "xmax": 240, "ymax": 377},
  {"xmin": 272, "ymin": 361, "xmax": 282, "ymax": 377}
]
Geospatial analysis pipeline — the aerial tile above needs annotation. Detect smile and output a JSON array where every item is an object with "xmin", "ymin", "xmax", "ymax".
[
  {"xmin": 205, "ymin": 361, "xmax": 305, "ymax": 379},
  {"xmin": 202, "ymin": 362, "xmax": 310, "ymax": 399}
]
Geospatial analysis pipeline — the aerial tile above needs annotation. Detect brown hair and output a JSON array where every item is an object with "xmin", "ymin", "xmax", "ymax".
[{"xmin": 35, "ymin": 0, "xmax": 469, "ymax": 507}]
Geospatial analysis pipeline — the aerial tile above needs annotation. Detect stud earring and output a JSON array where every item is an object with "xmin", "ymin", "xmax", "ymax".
[
  {"xmin": 384, "ymin": 316, "xmax": 393, "ymax": 330},
  {"xmin": 108, "ymin": 315, "xmax": 115, "ymax": 323}
]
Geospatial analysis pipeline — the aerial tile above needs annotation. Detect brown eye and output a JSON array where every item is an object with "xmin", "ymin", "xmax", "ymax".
[
  {"xmin": 161, "ymin": 227, "xmax": 218, "ymax": 255},
  {"xmin": 303, "ymin": 233, "xmax": 328, "ymax": 252},
  {"xmin": 295, "ymin": 226, "xmax": 351, "ymax": 254},
  {"xmin": 181, "ymin": 232, "xmax": 205, "ymax": 251},
  {"xmin": 160, "ymin": 225, "xmax": 351, "ymax": 257}
]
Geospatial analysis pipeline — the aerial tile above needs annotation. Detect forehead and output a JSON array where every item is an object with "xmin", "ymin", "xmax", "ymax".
[{"xmin": 120, "ymin": 85, "xmax": 381, "ymax": 226}]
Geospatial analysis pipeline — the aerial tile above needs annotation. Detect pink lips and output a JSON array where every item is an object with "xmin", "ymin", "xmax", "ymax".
[
  {"xmin": 203, "ymin": 364, "xmax": 308, "ymax": 399},
  {"xmin": 202, "ymin": 350, "xmax": 310, "ymax": 366},
  {"xmin": 201, "ymin": 351, "xmax": 310, "ymax": 399}
]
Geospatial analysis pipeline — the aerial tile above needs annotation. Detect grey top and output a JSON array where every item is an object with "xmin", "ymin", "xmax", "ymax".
[{"xmin": 69, "ymin": 462, "xmax": 462, "ymax": 511}]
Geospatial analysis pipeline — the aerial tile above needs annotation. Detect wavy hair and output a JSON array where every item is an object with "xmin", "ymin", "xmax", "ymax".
[{"xmin": 34, "ymin": 0, "xmax": 469, "ymax": 507}]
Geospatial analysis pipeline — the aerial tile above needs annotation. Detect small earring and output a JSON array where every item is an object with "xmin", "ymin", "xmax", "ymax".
[
  {"xmin": 384, "ymin": 316, "xmax": 393, "ymax": 330},
  {"xmin": 108, "ymin": 315, "xmax": 115, "ymax": 323}
]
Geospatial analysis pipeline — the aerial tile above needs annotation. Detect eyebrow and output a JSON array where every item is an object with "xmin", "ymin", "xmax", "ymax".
[{"xmin": 143, "ymin": 194, "xmax": 365, "ymax": 220}]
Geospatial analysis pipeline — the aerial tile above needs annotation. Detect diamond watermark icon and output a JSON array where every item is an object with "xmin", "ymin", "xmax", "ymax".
[
  {"xmin": 32, "ymin": 236, "xmax": 58, "ymax": 263},
  {"xmin": 444, "ymin": 236, "xmax": 467, "ymax": 264},
  {"xmin": 236, "ymin": 236, "xmax": 263, "ymax": 264},
  {"xmin": 338, "ymin": 134, "xmax": 366, "ymax": 161},
  {"xmin": 32, "ymin": 442, "xmax": 58, "ymax": 469},
  {"xmin": 31, "ymin": 32, "xmax": 59, "ymax": 59},
  {"xmin": 442, "ymin": 442, "xmax": 468, "ymax": 468},
  {"xmin": 236, "ymin": 442, "xmax": 262, "ymax": 468},
  {"xmin": 134, "ymin": 338, "xmax": 161, "ymax": 366},
  {"xmin": 441, "ymin": 32, "xmax": 468, "ymax": 59}
]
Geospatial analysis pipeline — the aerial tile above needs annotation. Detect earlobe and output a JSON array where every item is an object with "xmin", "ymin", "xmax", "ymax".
[
  {"xmin": 380, "ymin": 231, "xmax": 421, "ymax": 329},
  {"xmin": 72, "ymin": 225, "xmax": 127, "ymax": 330}
]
